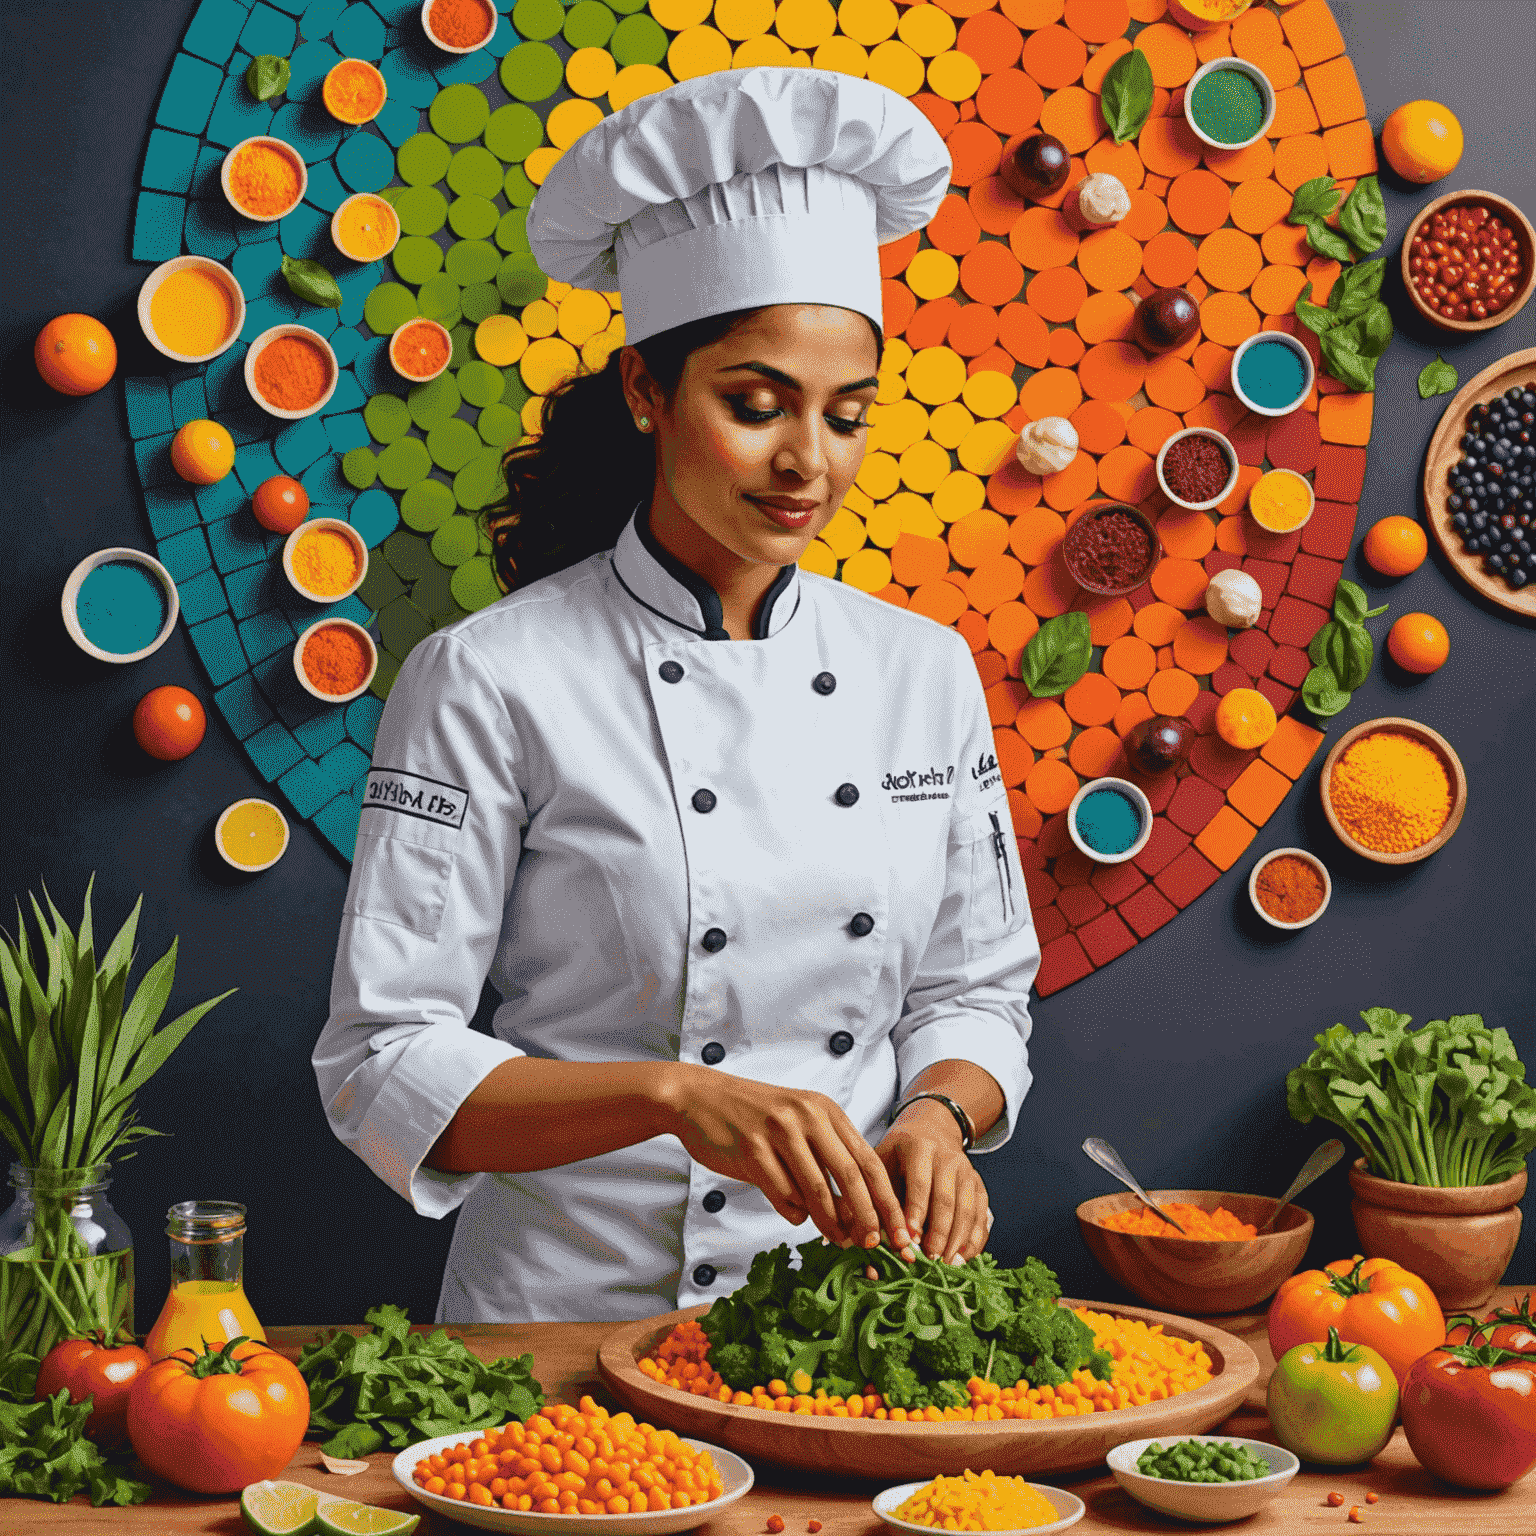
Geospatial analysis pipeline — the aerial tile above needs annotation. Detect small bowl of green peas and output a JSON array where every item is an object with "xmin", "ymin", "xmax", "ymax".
[{"xmin": 1106, "ymin": 1436, "xmax": 1300, "ymax": 1523}]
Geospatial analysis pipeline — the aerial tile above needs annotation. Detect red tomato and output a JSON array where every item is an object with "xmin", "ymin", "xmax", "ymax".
[
  {"xmin": 132, "ymin": 686, "xmax": 207, "ymax": 761},
  {"xmin": 127, "ymin": 1336, "xmax": 309, "ymax": 1493},
  {"xmin": 36, "ymin": 1333, "xmax": 151, "ymax": 1444},
  {"xmin": 1447, "ymin": 1295, "xmax": 1536, "ymax": 1355},
  {"xmin": 1401, "ymin": 1337, "xmax": 1536, "ymax": 1490},
  {"xmin": 251, "ymin": 475, "xmax": 309, "ymax": 533}
]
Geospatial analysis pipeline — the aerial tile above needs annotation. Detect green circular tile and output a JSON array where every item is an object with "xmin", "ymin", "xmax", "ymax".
[
  {"xmin": 401, "ymin": 477, "xmax": 458, "ymax": 532},
  {"xmin": 460, "ymin": 282, "xmax": 503, "ymax": 323},
  {"xmin": 564, "ymin": 0, "xmax": 617, "ymax": 48},
  {"xmin": 445, "ymin": 239, "xmax": 501, "ymax": 286},
  {"xmin": 432, "ymin": 514, "xmax": 483, "ymax": 566},
  {"xmin": 427, "ymin": 417, "xmax": 484, "ymax": 473},
  {"xmin": 408, "ymin": 372, "xmax": 463, "ymax": 430},
  {"xmin": 395, "ymin": 184, "xmax": 449, "ymax": 237},
  {"xmin": 342, "ymin": 447, "xmax": 379, "ymax": 489},
  {"xmin": 611, "ymin": 13, "xmax": 667, "ymax": 67},
  {"xmin": 364, "ymin": 282, "xmax": 419, "ymax": 335},
  {"xmin": 485, "ymin": 103, "xmax": 543, "ymax": 163},
  {"xmin": 503, "ymin": 165, "xmax": 537, "ymax": 207},
  {"xmin": 452, "ymin": 556, "xmax": 503, "ymax": 612},
  {"xmin": 501, "ymin": 368, "xmax": 531, "ymax": 413},
  {"xmin": 495, "ymin": 208, "xmax": 530, "ymax": 254},
  {"xmin": 454, "ymin": 446, "xmax": 508, "ymax": 511},
  {"xmin": 393, "ymin": 235, "xmax": 445, "ymax": 285},
  {"xmin": 513, "ymin": 0, "xmax": 566, "ymax": 42},
  {"xmin": 379, "ymin": 594, "xmax": 434, "ymax": 656},
  {"xmin": 457, "ymin": 359, "xmax": 506, "ymax": 408},
  {"xmin": 500, "ymin": 41, "xmax": 564, "ymax": 103},
  {"xmin": 477, "ymin": 401, "xmax": 521, "ymax": 447},
  {"xmin": 397, "ymin": 132, "xmax": 453, "ymax": 187},
  {"xmin": 448, "ymin": 194, "xmax": 499, "ymax": 240},
  {"xmin": 497, "ymin": 252, "xmax": 548, "ymax": 306},
  {"xmin": 364, "ymin": 392, "xmax": 413, "ymax": 444},
  {"xmin": 447, "ymin": 145, "xmax": 504, "ymax": 199},
  {"xmin": 412, "ymin": 561, "xmax": 459, "ymax": 620},
  {"xmin": 418, "ymin": 273, "xmax": 463, "ymax": 324},
  {"xmin": 607, "ymin": 0, "xmax": 648, "ymax": 12},
  {"xmin": 370, "ymin": 650, "xmax": 402, "ymax": 699},
  {"xmin": 377, "ymin": 436, "xmax": 434, "ymax": 490},
  {"xmin": 430, "ymin": 83, "xmax": 492, "ymax": 145},
  {"xmin": 449, "ymin": 322, "xmax": 474, "ymax": 370}
]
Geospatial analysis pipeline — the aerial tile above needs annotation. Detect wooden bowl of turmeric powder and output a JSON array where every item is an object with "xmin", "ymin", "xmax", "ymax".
[{"xmin": 1319, "ymin": 716, "xmax": 1468, "ymax": 865}]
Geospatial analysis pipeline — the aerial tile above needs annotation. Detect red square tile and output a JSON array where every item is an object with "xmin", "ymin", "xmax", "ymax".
[
  {"xmin": 1205, "ymin": 550, "xmax": 1243, "ymax": 576},
  {"xmin": 1034, "ymin": 933, "xmax": 1095, "ymax": 996},
  {"xmin": 1125, "ymin": 765, "xmax": 1178, "ymax": 813},
  {"xmin": 1078, "ymin": 910, "xmax": 1138, "ymax": 967},
  {"xmin": 1212, "ymin": 660, "xmax": 1252, "ymax": 696},
  {"xmin": 1269, "ymin": 594, "xmax": 1330, "ymax": 648},
  {"xmin": 1091, "ymin": 859, "xmax": 1146, "ymax": 904},
  {"xmin": 1266, "ymin": 410, "xmax": 1322, "ymax": 473},
  {"xmin": 1269, "ymin": 644, "xmax": 1312, "ymax": 686},
  {"xmin": 1189, "ymin": 733, "xmax": 1257, "ymax": 789},
  {"xmin": 1257, "ymin": 675, "xmax": 1295, "ymax": 715},
  {"xmin": 1039, "ymin": 812, "xmax": 1073, "ymax": 859},
  {"xmin": 1244, "ymin": 524, "xmax": 1303, "ymax": 562},
  {"xmin": 1053, "ymin": 848, "xmax": 1096, "ymax": 887},
  {"xmin": 1187, "ymin": 690, "xmax": 1220, "ymax": 733},
  {"xmin": 1127, "ymin": 581, "xmax": 1155, "ymax": 610},
  {"xmin": 1154, "ymin": 845, "xmax": 1223, "ymax": 908},
  {"xmin": 1133, "ymin": 816, "xmax": 1192, "ymax": 876},
  {"xmin": 1314, "ymin": 444, "xmax": 1368, "ymax": 501},
  {"xmin": 1301, "ymin": 499, "xmax": 1357, "ymax": 560},
  {"xmin": 1025, "ymin": 867, "xmax": 1059, "ymax": 908},
  {"xmin": 1017, "ymin": 837, "xmax": 1048, "ymax": 872},
  {"xmin": 1033, "ymin": 903, "xmax": 1069, "ymax": 945},
  {"xmin": 1119, "ymin": 884, "xmax": 1179, "ymax": 937},
  {"xmin": 1241, "ymin": 557, "xmax": 1290, "ymax": 608},
  {"xmin": 1167, "ymin": 774, "xmax": 1227, "ymax": 834},
  {"xmin": 1288, "ymin": 552, "xmax": 1344, "ymax": 606},
  {"xmin": 1229, "ymin": 628, "xmax": 1275, "ymax": 676},
  {"xmin": 1227, "ymin": 412, "xmax": 1269, "ymax": 466},
  {"xmin": 1057, "ymin": 883, "xmax": 1108, "ymax": 927}
]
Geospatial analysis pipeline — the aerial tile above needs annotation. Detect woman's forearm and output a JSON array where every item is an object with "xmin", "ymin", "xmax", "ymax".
[{"xmin": 898, "ymin": 1061, "xmax": 1006, "ymax": 1145}]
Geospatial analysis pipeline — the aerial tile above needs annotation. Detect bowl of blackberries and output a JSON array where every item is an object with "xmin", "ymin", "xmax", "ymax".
[{"xmin": 1445, "ymin": 382, "xmax": 1535, "ymax": 590}]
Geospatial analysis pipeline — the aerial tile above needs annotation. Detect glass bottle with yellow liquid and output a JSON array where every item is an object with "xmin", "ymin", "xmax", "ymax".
[{"xmin": 144, "ymin": 1201, "xmax": 266, "ymax": 1359}]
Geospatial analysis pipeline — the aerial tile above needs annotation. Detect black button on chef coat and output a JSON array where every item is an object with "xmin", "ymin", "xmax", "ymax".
[
  {"xmin": 658, "ymin": 660, "xmax": 684, "ymax": 683},
  {"xmin": 813, "ymin": 671, "xmax": 837, "ymax": 695},
  {"xmin": 829, "ymin": 1031, "xmax": 854, "ymax": 1056},
  {"xmin": 835, "ymin": 783, "xmax": 860, "ymax": 807},
  {"xmin": 702, "ymin": 1191, "xmax": 726, "ymax": 1213},
  {"xmin": 701, "ymin": 1041, "xmax": 725, "ymax": 1065},
  {"xmin": 702, "ymin": 927, "xmax": 727, "ymax": 952},
  {"xmin": 692, "ymin": 1264, "xmax": 717, "ymax": 1286},
  {"xmin": 692, "ymin": 789, "xmax": 716, "ymax": 813},
  {"xmin": 849, "ymin": 912, "xmax": 875, "ymax": 937}
]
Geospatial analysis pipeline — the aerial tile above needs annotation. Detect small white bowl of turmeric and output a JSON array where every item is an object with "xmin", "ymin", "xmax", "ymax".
[
  {"xmin": 283, "ymin": 518, "xmax": 369, "ymax": 605},
  {"xmin": 875, "ymin": 1474, "xmax": 1085, "ymax": 1535},
  {"xmin": 332, "ymin": 192, "xmax": 400, "ymax": 264},
  {"xmin": 222, "ymin": 135, "xmax": 307, "ymax": 222},
  {"xmin": 137, "ymin": 256, "xmax": 245, "ymax": 364}
]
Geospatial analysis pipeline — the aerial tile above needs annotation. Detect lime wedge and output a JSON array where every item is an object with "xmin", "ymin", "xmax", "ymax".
[
  {"xmin": 317, "ymin": 1499, "xmax": 422, "ymax": 1536},
  {"xmin": 241, "ymin": 1480, "xmax": 337, "ymax": 1536}
]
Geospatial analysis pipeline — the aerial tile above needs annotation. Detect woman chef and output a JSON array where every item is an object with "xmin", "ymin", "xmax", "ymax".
[{"xmin": 313, "ymin": 65, "xmax": 1041, "ymax": 1325}]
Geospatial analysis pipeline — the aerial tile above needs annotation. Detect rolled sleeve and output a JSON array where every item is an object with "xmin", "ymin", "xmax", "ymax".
[{"xmin": 313, "ymin": 629, "xmax": 529, "ymax": 1217}]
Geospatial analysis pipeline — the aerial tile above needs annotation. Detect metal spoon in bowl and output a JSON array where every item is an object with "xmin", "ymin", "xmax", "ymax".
[
  {"xmin": 1258, "ymin": 1139, "xmax": 1346, "ymax": 1233},
  {"xmin": 1081, "ymin": 1137, "xmax": 1187, "ymax": 1235}
]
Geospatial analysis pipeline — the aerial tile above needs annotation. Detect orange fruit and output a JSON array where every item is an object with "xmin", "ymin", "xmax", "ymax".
[
  {"xmin": 1362, "ymin": 515, "xmax": 1429, "ymax": 578},
  {"xmin": 133, "ymin": 686, "xmax": 207, "ymax": 761},
  {"xmin": 34, "ymin": 313, "xmax": 117, "ymax": 395},
  {"xmin": 1381, "ymin": 101, "xmax": 1464, "ymax": 184},
  {"xmin": 1214, "ymin": 687, "xmax": 1278, "ymax": 750},
  {"xmin": 252, "ymin": 474, "xmax": 310, "ymax": 533},
  {"xmin": 171, "ymin": 419, "xmax": 236, "ymax": 485},
  {"xmin": 1387, "ymin": 612, "xmax": 1450, "ymax": 674}
]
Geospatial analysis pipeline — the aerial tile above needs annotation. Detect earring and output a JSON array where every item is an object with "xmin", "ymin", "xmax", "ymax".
[{"xmin": 637, "ymin": 416, "xmax": 650, "ymax": 430}]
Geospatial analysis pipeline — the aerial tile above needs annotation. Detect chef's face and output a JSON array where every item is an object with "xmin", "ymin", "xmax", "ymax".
[{"xmin": 623, "ymin": 304, "xmax": 881, "ymax": 569}]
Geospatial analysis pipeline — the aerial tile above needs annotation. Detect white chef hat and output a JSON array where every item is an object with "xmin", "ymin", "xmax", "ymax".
[{"xmin": 526, "ymin": 66, "xmax": 952, "ymax": 348}]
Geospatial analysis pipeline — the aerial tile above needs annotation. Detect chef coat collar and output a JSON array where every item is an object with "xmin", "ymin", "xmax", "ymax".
[{"xmin": 612, "ymin": 503, "xmax": 800, "ymax": 641}]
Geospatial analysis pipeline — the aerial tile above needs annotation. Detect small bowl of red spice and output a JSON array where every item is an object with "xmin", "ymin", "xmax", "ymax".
[
  {"xmin": 1062, "ymin": 501, "xmax": 1161, "ymax": 599},
  {"xmin": 390, "ymin": 317, "xmax": 453, "ymax": 383},
  {"xmin": 1156, "ymin": 427, "xmax": 1239, "ymax": 513},
  {"xmin": 283, "ymin": 518, "xmax": 369, "ymax": 605},
  {"xmin": 422, "ymin": 0, "xmax": 496, "ymax": 53},
  {"xmin": 245, "ymin": 324, "xmax": 339, "ymax": 419},
  {"xmin": 1249, "ymin": 846, "xmax": 1331, "ymax": 931},
  {"xmin": 1402, "ymin": 190, "xmax": 1535, "ymax": 333},
  {"xmin": 295, "ymin": 618, "xmax": 378, "ymax": 704},
  {"xmin": 221, "ymin": 136, "xmax": 307, "ymax": 223}
]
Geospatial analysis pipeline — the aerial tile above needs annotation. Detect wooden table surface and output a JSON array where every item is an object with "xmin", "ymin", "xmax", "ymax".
[{"xmin": 7, "ymin": 1288, "xmax": 1532, "ymax": 1534}]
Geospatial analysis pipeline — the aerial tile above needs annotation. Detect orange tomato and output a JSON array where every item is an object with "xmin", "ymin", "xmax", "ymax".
[
  {"xmin": 1268, "ymin": 1254, "xmax": 1445, "ymax": 1390},
  {"xmin": 1362, "ymin": 515, "xmax": 1428, "ymax": 578},
  {"xmin": 170, "ymin": 420, "xmax": 235, "ymax": 485},
  {"xmin": 251, "ymin": 474, "xmax": 310, "ymax": 533},
  {"xmin": 133, "ymin": 686, "xmax": 207, "ymax": 761},
  {"xmin": 1381, "ymin": 101, "xmax": 1464, "ymax": 184},
  {"xmin": 1387, "ymin": 612, "xmax": 1450, "ymax": 674},
  {"xmin": 34, "ymin": 313, "xmax": 117, "ymax": 395}
]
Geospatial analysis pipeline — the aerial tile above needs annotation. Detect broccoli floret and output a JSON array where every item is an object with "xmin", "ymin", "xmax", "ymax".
[
  {"xmin": 787, "ymin": 1286, "xmax": 829, "ymax": 1333},
  {"xmin": 982, "ymin": 1346, "xmax": 1025, "ymax": 1389},
  {"xmin": 815, "ymin": 1372, "xmax": 862, "ymax": 1399},
  {"xmin": 869, "ymin": 1336, "xmax": 916, "ymax": 1398},
  {"xmin": 996, "ymin": 1294, "xmax": 1058, "ymax": 1361},
  {"xmin": 1022, "ymin": 1353, "xmax": 1069, "ymax": 1389},
  {"xmin": 928, "ymin": 1378, "xmax": 970, "ymax": 1409},
  {"xmin": 756, "ymin": 1305, "xmax": 787, "ymax": 1334},
  {"xmin": 912, "ymin": 1321, "xmax": 979, "ymax": 1380},
  {"xmin": 999, "ymin": 1296, "xmax": 1105, "ymax": 1386},
  {"xmin": 1012, "ymin": 1256, "xmax": 1062, "ymax": 1301},
  {"xmin": 820, "ymin": 1340, "xmax": 862, "ymax": 1386},
  {"xmin": 757, "ymin": 1328, "xmax": 797, "ymax": 1382},
  {"xmin": 1085, "ymin": 1346, "xmax": 1114, "ymax": 1383},
  {"xmin": 876, "ymin": 1363, "xmax": 931, "ymax": 1410},
  {"xmin": 708, "ymin": 1341, "xmax": 760, "ymax": 1391}
]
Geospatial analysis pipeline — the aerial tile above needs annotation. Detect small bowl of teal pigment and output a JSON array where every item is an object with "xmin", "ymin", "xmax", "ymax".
[
  {"xmin": 1068, "ymin": 777, "xmax": 1153, "ymax": 865},
  {"xmin": 1230, "ymin": 330, "xmax": 1315, "ymax": 418},
  {"xmin": 62, "ymin": 548, "xmax": 179, "ymax": 664},
  {"xmin": 1184, "ymin": 57, "xmax": 1275, "ymax": 152}
]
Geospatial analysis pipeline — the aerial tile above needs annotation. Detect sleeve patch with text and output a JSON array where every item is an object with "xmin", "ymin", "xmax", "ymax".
[{"xmin": 361, "ymin": 768, "xmax": 469, "ymax": 830}]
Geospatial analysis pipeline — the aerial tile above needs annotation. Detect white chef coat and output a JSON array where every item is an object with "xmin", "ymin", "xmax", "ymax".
[{"xmin": 314, "ymin": 505, "xmax": 1040, "ymax": 1324}]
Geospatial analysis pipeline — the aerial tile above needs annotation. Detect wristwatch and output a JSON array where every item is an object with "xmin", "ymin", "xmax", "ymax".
[{"xmin": 892, "ymin": 1091, "xmax": 975, "ymax": 1152}]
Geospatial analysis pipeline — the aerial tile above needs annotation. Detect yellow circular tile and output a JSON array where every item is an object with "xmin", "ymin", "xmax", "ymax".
[
  {"xmin": 905, "ymin": 248, "xmax": 959, "ymax": 301},
  {"xmin": 521, "ymin": 396, "xmax": 547, "ymax": 435},
  {"xmin": 565, "ymin": 49, "xmax": 618, "ymax": 102},
  {"xmin": 932, "ymin": 469, "xmax": 986, "ymax": 523},
  {"xmin": 814, "ymin": 37, "xmax": 868, "ymax": 76},
  {"xmin": 820, "ymin": 507, "xmax": 868, "ymax": 559},
  {"xmin": 891, "ymin": 491, "xmax": 943, "ymax": 537},
  {"xmin": 714, "ymin": 0, "xmax": 775, "ymax": 41},
  {"xmin": 734, "ymin": 33, "xmax": 792, "ymax": 65},
  {"xmin": 609, "ymin": 64, "xmax": 674, "ymax": 111},
  {"xmin": 521, "ymin": 336, "xmax": 582, "ymax": 396},
  {"xmin": 928, "ymin": 399, "xmax": 976, "ymax": 449},
  {"xmin": 669, "ymin": 25, "xmax": 733, "ymax": 78},
  {"xmin": 558, "ymin": 288, "xmax": 611, "ymax": 345},
  {"xmin": 841, "ymin": 547, "xmax": 893, "ymax": 592},
  {"xmin": 899, "ymin": 438, "xmax": 951, "ymax": 494},
  {"xmin": 896, "ymin": 3, "xmax": 955, "ymax": 57},
  {"xmin": 837, "ymin": 0, "xmax": 898, "ymax": 46},
  {"xmin": 521, "ymin": 298, "xmax": 559, "ymax": 338},
  {"xmin": 868, "ymin": 397, "xmax": 929, "ymax": 454},
  {"xmin": 865, "ymin": 501, "xmax": 901, "ymax": 548},
  {"xmin": 961, "ymin": 369, "xmax": 1018, "ymax": 419},
  {"xmin": 842, "ymin": 484, "xmax": 875, "ymax": 515},
  {"xmin": 799, "ymin": 538, "xmax": 836, "ymax": 576},
  {"xmin": 788, "ymin": 49, "xmax": 811, "ymax": 66},
  {"xmin": 855, "ymin": 449, "xmax": 901, "ymax": 500},
  {"xmin": 548, "ymin": 96, "xmax": 605, "ymax": 145},
  {"xmin": 775, "ymin": 0, "xmax": 837, "ymax": 50},
  {"xmin": 651, "ymin": 0, "xmax": 712, "ymax": 28},
  {"xmin": 866, "ymin": 37, "xmax": 925, "ymax": 95},
  {"xmin": 905, "ymin": 345, "xmax": 967, "ymax": 404},
  {"xmin": 876, "ymin": 371, "xmax": 909, "ymax": 404},
  {"xmin": 957, "ymin": 419, "xmax": 1017, "ymax": 476},
  {"xmin": 881, "ymin": 337, "xmax": 914, "ymax": 374},
  {"xmin": 582, "ymin": 333, "xmax": 621, "ymax": 372},
  {"xmin": 546, "ymin": 279, "xmax": 572, "ymax": 302},
  {"xmin": 524, "ymin": 146, "xmax": 563, "ymax": 185},
  {"xmin": 475, "ymin": 314, "xmax": 528, "ymax": 366},
  {"xmin": 927, "ymin": 49, "xmax": 982, "ymax": 103}
]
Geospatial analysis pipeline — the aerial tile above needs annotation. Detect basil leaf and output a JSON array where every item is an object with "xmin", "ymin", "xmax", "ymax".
[
  {"xmin": 1318, "ymin": 328, "xmax": 1379, "ymax": 392},
  {"xmin": 1302, "ymin": 665, "xmax": 1352, "ymax": 718},
  {"xmin": 1329, "ymin": 303, "xmax": 1394, "ymax": 363},
  {"xmin": 1333, "ymin": 579, "xmax": 1370, "ymax": 627},
  {"xmin": 1338, "ymin": 175, "xmax": 1388, "ymax": 255},
  {"xmin": 1322, "ymin": 621, "xmax": 1350, "ymax": 686},
  {"xmin": 1330, "ymin": 257, "xmax": 1386, "ymax": 320},
  {"xmin": 1336, "ymin": 625, "xmax": 1375, "ymax": 693},
  {"xmin": 1296, "ymin": 298, "xmax": 1337, "ymax": 336},
  {"xmin": 1307, "ymin": 220, "xmax": 1354, "ymax": 263},
  {"xmin": 1418, "ymin": 355, "xmax": 1459, "ymax": 399},
  {"xmin": 245, "ymin": 54, "xmax": 290, "ymax": 102},
  {"xmin": 1021, "ymin": 611, "xmax": 1093, "ymax": 699},
  {"xmin": 1364, "ymin": 601, "xmax": 1389, "ymax": 618},
  {"xmin": 1288, "ymin": 175, "xmax": 1342, "ymax": 225},
  {"xmin": 1308, "ymin": 618, "xmax": 1339, "ymax": 666},
  {"xmin": 282, "ymin": 255, "xmax": 343, "ymax": 309},
  {"xmin": 1100, "ymin": 47, "xmax": 1154, "ymax": 145}
]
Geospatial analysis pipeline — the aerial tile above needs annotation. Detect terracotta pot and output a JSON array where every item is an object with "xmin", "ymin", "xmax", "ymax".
[{"xmin": 1348, "ymin": 1157, "xmax": 1526, "ymax": 1312}]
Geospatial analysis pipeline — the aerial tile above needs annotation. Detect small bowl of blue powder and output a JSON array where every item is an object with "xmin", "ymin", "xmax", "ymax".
[
  {"xmin": 1183, "ymin": 57, "xmax": 1275, "ymax": 153},
  {"xmin": 1068, "ymin": 776, "xmax": 1153, "ymax": 865},
  {"xmin": 62, "ymin": 548, "xmax": 179, "ymax": 664},
  {"xmin": 1230, "ymin": 330, "xmax": 1316, "ymax": 419}
]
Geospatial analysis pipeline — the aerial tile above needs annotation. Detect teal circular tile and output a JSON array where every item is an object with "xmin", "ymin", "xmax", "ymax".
[
  {"xmin": 485, "ymin": 102, "xmax": 542, "ymax": 163},
  {"xmin": 429, "ymin": 82, "xmax": 492, "ymax": 144},
  {"xmin": 377, "ymin": 435, "xmax": 434, "ymax": 489},
  {"xmin": 393, "ymin": 234, "xmax": 445, "ymax": 284},
  {"xmin": 408, "ymin": 372, "xmax": 463, "ymax": 429},
  {"xmin": 364, "ymin": 392, "xmax": 413, "ymax": 443},
  {"xmin": 445, "ymin": 238, "xmax": 501, "ymax": 285},
  {"xmin": 395, "ymin": 184, "xmax": 449, "ymax": 236},
  {"xmin": 364, "ymin": 281, "xmax": 419, "ymax": 334},
  {"xmin": 457, "ymin": 359, "xmax": 506, "ymax": 408},
  {"xmin": 427, "ymin": 418, "xmax": 484, "ymax": 473},
  {"xmin": 397, "ymin": 131, "xmax": 452, "ymax": 186},
  {"xmin": 337, "ymin": 131, "xmax": 396, "ymax": 193},
  {"xmin": 447, "ymin": 144, "xmax": 504, "ymax": 199},
  {"xmin": 401, "ymin": 477, "xmax": 458, "ymax": 532}
]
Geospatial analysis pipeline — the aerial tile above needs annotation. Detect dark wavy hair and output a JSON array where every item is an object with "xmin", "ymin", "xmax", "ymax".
[{"xmin": 483, "ymin": 306, "xmax": 884, "ymax": 594}]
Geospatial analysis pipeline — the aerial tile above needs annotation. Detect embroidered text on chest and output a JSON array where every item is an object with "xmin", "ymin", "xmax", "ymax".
[
  {"xmin": 882, "ymin": 763, "xmax": 954, "ymax": 802},
  {"xmin": 972, "ymin": 751, "xmax": 1001, "ymax": 796}
]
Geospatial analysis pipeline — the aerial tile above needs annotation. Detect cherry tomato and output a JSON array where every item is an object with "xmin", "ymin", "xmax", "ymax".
[
  {"xmin": 1401, "ymin": 1336, "xmax": 1536, "ymax": 1490},
  {"xmin": 36, "ymin": 1332, "xmax": 151, "ymax": 1444},
  {"xmin": 251, "ymin": 474, "xmax": 309, "ymax": 533},
  {"xmin": 1446, "ymin": 1295, "xmax": 1536, "ymax": 1355},
  {"xmin": 132, "ymin": 685, "xmax": 207, "ymax": 761}
]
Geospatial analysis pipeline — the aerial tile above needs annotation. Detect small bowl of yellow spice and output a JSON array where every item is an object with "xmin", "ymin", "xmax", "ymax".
[
  {"xmin": 875, "ymin": 1472, "xmax": 1084, "ymax": 1535},
  {"xmin": 1247, "ymin": 467, "xmax": 1315, "ymax": 534},
  {"xmin": 1320, "ymin": 716, "xmax": 1468, "ymax": 865},
  {"xmin": 284, "ymin": 518, "xmax": 368, "ymax": 604},
  {"xmin": 138, "ymin": 256, "xmax": 245, "ymax": 364},
  {"xmin": 332, "ymin": 192, "xmax": 400, "ymax": 264}
]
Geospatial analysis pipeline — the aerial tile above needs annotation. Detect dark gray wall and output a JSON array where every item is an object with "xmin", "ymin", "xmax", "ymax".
[{"xmin": 2, "ymin": 1, "xmax": 1532, "ymax": 1332}]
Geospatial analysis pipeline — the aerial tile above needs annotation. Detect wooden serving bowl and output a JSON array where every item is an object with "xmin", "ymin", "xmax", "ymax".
[
  {"xmin": 1063, "ymin": 501, "xmax": 1162, "ymax": 598},
  {"xmin": 1076, "ymin": 1190, "xmax": 1313, "ymax": 1315},
  {"xmin": 1401, "ymin": 189, "xmax": 1536, "ymax": 333},
  {"xmin": 1319, "ymin": 716, "xmax": 1468, "ymax": 864}
]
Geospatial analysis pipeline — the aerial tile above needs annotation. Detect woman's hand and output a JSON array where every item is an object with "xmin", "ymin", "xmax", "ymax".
[
  {"xmin": 875, "ymin": 1099, "xmax": 992, "ymax": 1265},
  {"xmin": 658, "ymin": 1065, "xmax": 916, "ymax": 1254}
]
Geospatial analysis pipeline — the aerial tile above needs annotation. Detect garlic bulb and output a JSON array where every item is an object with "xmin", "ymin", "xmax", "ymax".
[
  {"xmin": 1205, "ymin": 568, "xmax": 1264, "ymax": 629},
  {"xmin": 1015, "ymin": 416, "xmax": 1079, "ymax": 477},
  {"xmin": 1075, "ymin": 172, "xmax": 1131, "ymax": 228}
]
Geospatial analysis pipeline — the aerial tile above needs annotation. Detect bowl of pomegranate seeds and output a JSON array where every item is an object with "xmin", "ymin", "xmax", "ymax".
[
  {"xmin": 1402, "ymin": 190, "xmax": 1535, "ymax": 333},
  {"xmin": 1063, "ymin": 501, "xmax": 1163, "ymax": 599}
]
